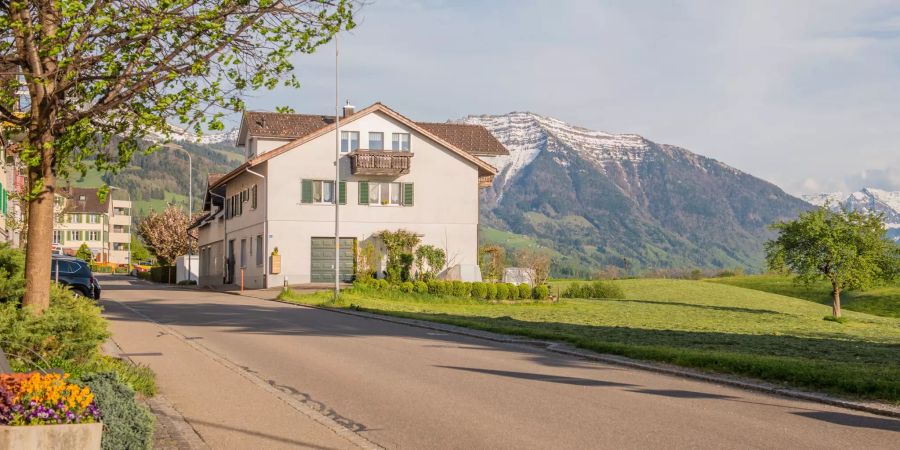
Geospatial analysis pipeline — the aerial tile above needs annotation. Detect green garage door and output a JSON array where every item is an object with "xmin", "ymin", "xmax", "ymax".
[{"xmin": 311, "ymin": 237, "xmax": 355, "ymax": 283}]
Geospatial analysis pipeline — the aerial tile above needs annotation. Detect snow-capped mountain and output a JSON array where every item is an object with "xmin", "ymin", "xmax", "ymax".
[
  {"xmin": 146, "ymin": 126, "xmax": 239, "ymax": 145},
  {"xmin": 802, "ymin": 188, "xmax": 900, "ymax": 239},
  {"xmin": 460, "ymin": 112, "xmax": 810, "ymax": 271}
]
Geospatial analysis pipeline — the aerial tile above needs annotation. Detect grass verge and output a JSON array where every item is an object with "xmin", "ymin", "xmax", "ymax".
[{"xmin": 278, "ymin": 280, "xmax": 900, "ymax": 403}]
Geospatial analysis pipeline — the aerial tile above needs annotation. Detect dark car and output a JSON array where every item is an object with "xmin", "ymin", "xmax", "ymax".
[{"xmin": 51, "ymin": 255, "xmax": 101, "ymax": 299}]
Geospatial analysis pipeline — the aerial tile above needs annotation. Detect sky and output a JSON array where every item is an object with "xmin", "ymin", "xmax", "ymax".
[{"xmin": 232, "ymin": 0, "xmax": 900, "ymax": 196}]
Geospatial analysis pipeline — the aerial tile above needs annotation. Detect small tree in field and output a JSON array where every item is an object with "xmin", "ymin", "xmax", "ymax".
[
  {"xmin": 765, "ymin": 207, "xmax": 899, "ymax": 318},
  {"xmin": 138, "ymin": 206, "xmax": 197, "ymax": 266},
  {"xmin": 1, "ymin": 0, "xmax": 355, "ymax": 312},
  {"xmin": 75, "ymin": 243, "xmax": 92, "ymax": 262},
  {"xmin": 516, "ymin": 248, "xmax": 552, "ymax": 286}
]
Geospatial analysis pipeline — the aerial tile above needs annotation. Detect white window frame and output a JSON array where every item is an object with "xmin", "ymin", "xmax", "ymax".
[
  {"xmin": 368, "ymin": 132, "xmax": 384, "ymax": 151},
  {"xmin": 87, "ymin": 230, "xmax": 100, "ymax": 241},
  {"xmin": 340, "ymin": 131, "xmax": 359, "ymax": 153},
  {"xmin": 312, "ymin": 180, "xmax": 336, "ymax": 204},
  {"xmin": 52, "ymin": 230, "xmax": 62, "ymax": 244},
  {"xmin": 392, "ymin": 133, "xmax": 410, "ymax": 151},
  {"xmin": 368, "ymin": 182, "xmax": 401, "ymax": 206}
]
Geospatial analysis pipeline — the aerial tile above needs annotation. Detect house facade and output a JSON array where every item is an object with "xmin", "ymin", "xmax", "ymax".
[
  {"xmin": 53, "ymin": 187, "xmax": 133, "ymax": 264},
  {"xmin": 194, "ymin": 102, "xmax": 508, "ymax": 288}
]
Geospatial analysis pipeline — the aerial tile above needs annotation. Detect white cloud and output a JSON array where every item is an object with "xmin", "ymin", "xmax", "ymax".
[{"xmin": 234, "ymin": 0, "xmax": 900, "ymax": 196}]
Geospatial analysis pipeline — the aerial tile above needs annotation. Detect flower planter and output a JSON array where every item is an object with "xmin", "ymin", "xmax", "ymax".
[{"xmin": 0, "ymin": 422, "xmax": 102, "ymax": 450}]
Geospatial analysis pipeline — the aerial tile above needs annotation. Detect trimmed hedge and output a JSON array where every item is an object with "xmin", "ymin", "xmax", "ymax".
[
  {"xmin": 356, "ymin": 277, "xmax": 553, "ymax": 302},
  {"xmin": 534, "ymin": 285, "xmax": 550, "ymax": 300}
]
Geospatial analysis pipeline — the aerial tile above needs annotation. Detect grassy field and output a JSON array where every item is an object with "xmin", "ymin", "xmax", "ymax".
[
  {"xmin": 280, "ymin": 279, "xmax": 900, "ymax": 402},
  {"xmin": 708, "ymin": 275, "xmax": 900, "ymax": 319}
]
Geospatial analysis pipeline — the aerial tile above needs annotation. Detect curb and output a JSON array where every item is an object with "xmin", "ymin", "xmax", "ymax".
[
  {"xmin": 102, "ymin": 339, "xmax": 211, "ymax": 450},
  {"xmin": 107, "ymin": 299, "xmax": 383, "ymax": 450},
  {"xmin": 252, "ymin": 293, "xmax": 900, "ymax": 419}
]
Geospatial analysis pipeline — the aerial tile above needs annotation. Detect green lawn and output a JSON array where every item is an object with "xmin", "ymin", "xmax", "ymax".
[
  {"xmin": 708, "ymin": 275, "xmax": 900, "ymax": 319},
  {"xmin": 280, "ymin": 279, "xmax": 900, "ymax": 402}
]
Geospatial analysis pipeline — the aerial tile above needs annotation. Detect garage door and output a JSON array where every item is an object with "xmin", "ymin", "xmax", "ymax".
[{"xmin": 311, "ymin": 237, "xmax": 355, "ymax": 283}]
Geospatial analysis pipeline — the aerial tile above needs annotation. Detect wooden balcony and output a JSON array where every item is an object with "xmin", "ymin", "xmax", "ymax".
[
  {"xmin": 479, "ymin": 174, "xmax": 494, "ymax": 188},
  {"xmin": 349, "ymin": 150, "xmax": 413, "ymax": 176}
]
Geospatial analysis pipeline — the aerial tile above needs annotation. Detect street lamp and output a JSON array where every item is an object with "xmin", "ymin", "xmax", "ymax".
[{"xmin": 166, "ymin": 146, "xmax": 193, "ymax": 282}]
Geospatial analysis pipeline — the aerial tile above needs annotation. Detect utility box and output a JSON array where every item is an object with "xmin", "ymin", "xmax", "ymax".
[{"xmin": 175, "ymin": 255, "xmax": 199, "ymax": 284}]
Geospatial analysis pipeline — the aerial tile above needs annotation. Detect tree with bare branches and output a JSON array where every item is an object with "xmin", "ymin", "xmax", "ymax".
[{"xmin": 0, "ymin": 0, "xmax": 355, "ymax": 311}]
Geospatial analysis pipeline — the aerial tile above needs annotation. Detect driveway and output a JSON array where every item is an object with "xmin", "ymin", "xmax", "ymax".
[{"xmin": 100, "ymin": 276, "xmax": 900, "ymax": 449}]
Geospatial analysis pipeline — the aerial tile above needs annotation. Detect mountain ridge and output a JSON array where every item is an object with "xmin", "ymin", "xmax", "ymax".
[{"xmin": 461, "ymin": 112, "xmax": 811, "ymax": 274}]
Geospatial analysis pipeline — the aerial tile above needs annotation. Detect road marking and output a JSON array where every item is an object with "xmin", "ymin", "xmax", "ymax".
[{"xmin": 107, "ymin": 298, "xmax": 383, "ymax": 450}]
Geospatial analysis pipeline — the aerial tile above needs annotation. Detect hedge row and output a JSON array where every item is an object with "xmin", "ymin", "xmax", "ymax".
[
  {"xmin": 356, "ymin": 278, "xmax": 550, "ymax": 301},
  {"xmin": 561, "ymin": 281, "xmax": 625, "ymax": 299},
  {"xmin": 136, "ymin": 266, "xmax": 175, "ymax": 283}
]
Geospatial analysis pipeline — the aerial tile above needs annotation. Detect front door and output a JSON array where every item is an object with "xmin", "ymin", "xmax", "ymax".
[
  {"xmin": 225, "ymin": 239, "xmax": 235, "ymax": 284},
  {"xmin": 310, "ymin": 237, "xmax": 355, "ymax": 283}
]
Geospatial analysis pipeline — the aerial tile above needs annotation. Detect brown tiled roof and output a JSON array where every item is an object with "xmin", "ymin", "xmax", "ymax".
[
  {"xmin": 240, "ymin": 111, "xmax": 508, "ymax": 156},
  {"xmin": 416, "ymin": 122, "xmax": 509, "ymax": 156},
  {"xmin": 242, "ymin": 111, "xmax": 333, "ymax": 140},
  {"xmin": 215, "ymin": 103, "xmax": 500, "ymax": 190},
  {"xmin": 58, "ymin": 187, "xmax": 108, "ymax": 214},
  {"xmin": 207, "ymin": 173, "xmax": 224, "ymax": 186}
]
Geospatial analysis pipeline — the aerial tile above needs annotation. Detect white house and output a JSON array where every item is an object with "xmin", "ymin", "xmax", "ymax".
[
  {"xmin": 193, "ymin": 102, "xmax": 508, "ymax": 288},
  {"xmin": 52, "ymin": 187, "xmax": 133, "ymax": 264}
]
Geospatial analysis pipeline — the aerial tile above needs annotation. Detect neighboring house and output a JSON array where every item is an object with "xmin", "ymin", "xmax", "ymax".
[
  {"xmin": 53, "ymin": 187, "xmax": 133, "ymax": 264},
  {"xmin": 0, "ymin": 123, "xmax": 25, "ymax": 247},
  {"xmin": 193, "ymin": 102, "xmax": 508, "ymax": 288}
]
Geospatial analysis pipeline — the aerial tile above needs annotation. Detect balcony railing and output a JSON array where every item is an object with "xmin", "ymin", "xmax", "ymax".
[{"xmin": 349, "ymin": 150, "xmax": 412, "ymax": 176}]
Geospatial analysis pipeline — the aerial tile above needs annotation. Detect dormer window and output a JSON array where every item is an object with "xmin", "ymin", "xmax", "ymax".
[
  {"xmin": 368, "ymin": 132, "xmax": 384, "ymax": 150},
  {"xmin": 340, "ymin": 131, "xmax": 359, "ymax": 153},
  {"xmin": 392, "ymin": 133, "xmax": 410, "ymax": 151}
]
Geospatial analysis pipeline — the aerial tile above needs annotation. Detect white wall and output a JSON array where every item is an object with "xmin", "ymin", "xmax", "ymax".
[{"xmin": 265, "ymin": 110, "xmax": 480, "ymax": 285}]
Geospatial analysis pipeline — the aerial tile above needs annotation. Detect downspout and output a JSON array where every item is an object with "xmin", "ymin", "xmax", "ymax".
[{"xmin": 208, "ymin": 190, "xmax": 226, "ymax": 284}]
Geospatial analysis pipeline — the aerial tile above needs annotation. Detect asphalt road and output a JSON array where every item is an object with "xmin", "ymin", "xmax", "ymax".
[{"xmin": 100, "ymin": 276, "xmax": 900, "ymax": 449}]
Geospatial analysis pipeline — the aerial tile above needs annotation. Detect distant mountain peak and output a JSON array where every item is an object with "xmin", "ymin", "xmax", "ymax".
[
  {"xmin": 145, "ymin": 125, "xmax": 239, "ymax": 145},
  {"xmin": 802, "ymin": 188, "xmax": 900, "ymax": 240},
  {"xmin": 461, "ymin": 111, "xmax": 808, "ymax": 272}
]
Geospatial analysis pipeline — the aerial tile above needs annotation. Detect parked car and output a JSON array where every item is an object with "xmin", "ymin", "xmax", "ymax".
[{"xmin": 50, "ymin": 255, "xmax": 101, "ymax": 299}]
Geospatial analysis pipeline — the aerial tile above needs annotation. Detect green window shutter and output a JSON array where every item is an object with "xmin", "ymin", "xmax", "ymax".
[
  {"xmin": 301, "ymin": 179, "xmax": 313, "ymax": 204},
  {"xmin": 338, "ymin": 181, "xmax": 347, "ymax": 205},
  {"xmin": 403, "ymin": 183, "xmax": 414, "ymax": 206},
  {"xmin": 60, "ymin": 230, "xmax": 65, "ymax": 245},
  {"xmin": 358, "ymin": 181, "xmax": 369, "ymax": 205}
]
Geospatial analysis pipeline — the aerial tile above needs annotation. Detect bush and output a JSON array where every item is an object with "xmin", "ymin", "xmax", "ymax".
[
  {"xmin": 564, "ymin": 281, "xmax": 625, "ymax": 299},
  {"xmin": 80, "ymin": 372, "xmax": 154, "ymax": 450},
  {"xmin": 0, "ymin": 284, "xmax": 109, "ymax": 372},
  {"xmin": 148, "ymin": 266, "xmax": 175, "ymax": 283},
  {"xmin": 413, "ymin": 281, "xmax": 428, "ymax": 294},
  {"xmin": 399, "ymin": 253, "xmax": 414, "ymax": 282},
  {"xmin": 449, "ymin": 280, "xmax": 470, "ymax": 297},
  {"xmin": 533, "ymin": 285, "xmax": 550, "ymax": 300},
  {"xmin": 0, "ymin": 243, "xmax": 25, "ymax": 303},
  {"xmin": 471, "ymin": 282, "xmax": 488, "ymax": 299},
  {"xmin": 485, "ymin": 283, "xmax": 497, "ymax": 300},
  {"xmin": 399, "ymin": 281, "xmax": 414, "ymax": 293},
  {"xmin": 176, "ymin": 280, "xmax": 197, "ymax": 286},
  {"xmin": 375, "ymin": 279, "xmax": 389, "ymax": 290},
  {"xmin": 517, "ymin": 283, "xmax": 531, "ymax": 300},
  {"xmin": 495, "ymin": 283, "xmax": 509, "ymax": 300},
  {"xmin": 507, "ymin": 283, "xmax": 519, "ymax": 300},
  {"xmin": 589, "ymin": 280, "xmax": 625, "ymax": 299}
]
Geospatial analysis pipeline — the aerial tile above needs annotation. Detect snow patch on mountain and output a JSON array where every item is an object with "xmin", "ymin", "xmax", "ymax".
[
  {"xmin": 804, "ymin": 188, "xmax": 900, "ymax": 240},
  {"xmin": 146, "ymin": 126, "xmax": 239, "ymax": 145}
]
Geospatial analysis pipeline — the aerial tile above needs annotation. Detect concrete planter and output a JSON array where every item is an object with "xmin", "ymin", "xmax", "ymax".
[{"xmin": 0, "ymin": 422, "xmax": 102, "ymax": 450}]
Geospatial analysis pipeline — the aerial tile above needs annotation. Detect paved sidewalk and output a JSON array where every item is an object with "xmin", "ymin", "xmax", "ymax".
[{"xmin": 102, "ymin": 284, "xmax": 362, "ymax": 449}]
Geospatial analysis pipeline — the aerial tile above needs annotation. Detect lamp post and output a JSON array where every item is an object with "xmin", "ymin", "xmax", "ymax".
[
  {"xmin": 333, "ymin": 31, "xmax": 341, "ymax": 301},
  {"xmin": 167, "ymin": 146, "xmax": 193, "ymax": 283}
]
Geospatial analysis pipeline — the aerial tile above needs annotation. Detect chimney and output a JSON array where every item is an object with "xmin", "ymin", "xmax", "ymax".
[{"xmin": 342, "ymin": 100, "xmax": 355, "ymax": 118}]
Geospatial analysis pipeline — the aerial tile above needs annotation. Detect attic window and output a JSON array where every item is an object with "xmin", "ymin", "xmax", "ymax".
[{"xmin": 79, "ymin": 195, "xmax": 86, "ymax": 201}]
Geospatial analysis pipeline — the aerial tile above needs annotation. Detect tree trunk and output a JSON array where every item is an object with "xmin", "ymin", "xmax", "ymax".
[
  {"xmin": 831, "ymin": 286, "xmax": 842, "ymax": 318},
  {"xmin": 22, "ymin": 134, "xmax": 57, "ymax": 313}
]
